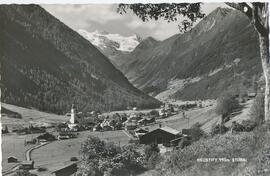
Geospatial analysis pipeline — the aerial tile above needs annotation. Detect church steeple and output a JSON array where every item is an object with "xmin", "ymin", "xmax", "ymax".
[{"xmin": 70, "ymin": 104, "xmax": 76, "ymax": 124}]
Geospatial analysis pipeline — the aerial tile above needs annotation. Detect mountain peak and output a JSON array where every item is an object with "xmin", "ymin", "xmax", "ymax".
[
  {"xmin": 78, "ymin": 29, "xmax": 140, "ymax": 53},
  {"xmin": 135, "ymin": 36, "xmax": 159, "ymax": 50}
]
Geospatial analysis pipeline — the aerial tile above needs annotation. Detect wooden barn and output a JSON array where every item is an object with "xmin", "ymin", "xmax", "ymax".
[
  {"xmin": 20, "ymin": 160, "xmax": 34, "ymax": 170},
  {"xmin": 139, "ymin": 126, "xmax": 180, "ymax": 145},
  {"xmin": 7, "ymin": 156, "xmax": 18, "ymax": 163}
]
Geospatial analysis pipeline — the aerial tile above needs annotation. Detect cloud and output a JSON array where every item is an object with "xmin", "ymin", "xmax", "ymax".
[{"xmin": 42, "ymin": 3, "xmax": 226, "ymax": 41}]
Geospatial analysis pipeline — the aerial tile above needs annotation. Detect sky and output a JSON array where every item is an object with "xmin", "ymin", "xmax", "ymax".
[{"xmin": 42, "ymin": 3, "xmax": 228, "ymax": 40}]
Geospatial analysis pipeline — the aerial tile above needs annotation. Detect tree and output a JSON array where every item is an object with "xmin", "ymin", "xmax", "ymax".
[
  {"xmin": 144, "ymin": 143, "xmax": 160, "ymax": 161},
  {"xmin": 250, "ymin": 92, "xmax": 265, "ymax": 125},
  {"xmin": 215, "ymin": 91, "xmax": 239, "ymax": 123},
  {"xmin": 117, "ymin": 2, "xmax": 269, "ymax": 121}
]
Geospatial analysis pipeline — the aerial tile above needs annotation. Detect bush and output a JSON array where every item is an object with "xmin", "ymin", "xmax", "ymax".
[
  {"xmin": 190, "ymin": 123, "xmax": 206, "ymax": 142},
  {"xmin": 149, "ymin": 110, "xmax": 159, "ymax": 116},
  {"xmin": 78, "ymin": 136, "xmax": 145, "ymax": 176},
  {"xmin": 241, "ymin": 120, "xmax": 257, "ymax": 132},
  {"xmin": 210, "ymin": 124, "xmax": 229, "ymax": 136},
  {"xmin": 147, "ymin": 152, "xmax": 162, "ymax": 169},
  {"xmin": 250, "ymin": 93, "xmax": 264, "ymax": 125},
  {"xmin": 144, "ymin": 143, "xmax": 160, "ymax": 161},
  {"xmin": 216, "ymin": 92, "xmax": 239, "ymax": 123},
  {"xmin": 14, "ymin": 170, "xmax": 37, "ymax": 176},
  {"xmin": 37, "ymin": 167, "xmax": 47, "ymax": 172},
  {"xmin": 178, "ymin": 137, "xmax": 192, "ymax": 149}
]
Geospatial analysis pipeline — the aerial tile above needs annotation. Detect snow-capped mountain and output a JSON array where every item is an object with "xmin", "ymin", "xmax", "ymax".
[{"xmin": 78, "ymin": 29, "xmax": 141, "ymax": 62}]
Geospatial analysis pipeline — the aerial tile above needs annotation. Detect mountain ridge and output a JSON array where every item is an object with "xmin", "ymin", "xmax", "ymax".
[
  {"xmin": 0, "ymin": 4, "xmax": 161, "ymax": 114},
  {"xmin": 112, "ymin": 7, "xmax": 261, "ymax": 100}
]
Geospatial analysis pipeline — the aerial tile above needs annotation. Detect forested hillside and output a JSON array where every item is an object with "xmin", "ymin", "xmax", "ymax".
[
  {"xmin": 115, "ymin": 8, "xmax": 261, "ymax": 100},
  {"xmin": 0, "ymin": 5, "xmax": 160, "ymax": 114}
]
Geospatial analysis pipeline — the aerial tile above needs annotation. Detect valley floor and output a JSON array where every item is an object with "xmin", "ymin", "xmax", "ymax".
[{"xmin": 1, "ymin": 100, "xmax": 253, "ymax": 175}]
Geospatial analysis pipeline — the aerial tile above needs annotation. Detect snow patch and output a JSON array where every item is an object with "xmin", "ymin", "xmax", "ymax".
[{"xmin": 78, "ymin": 29, "xmax": 140, "ymax": 52}]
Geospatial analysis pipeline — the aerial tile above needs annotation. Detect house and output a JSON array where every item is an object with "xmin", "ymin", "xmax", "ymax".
[
  {"xmin": 20, "ymin": 161, "xmax": 34, "ymax": 170},
  {"xmin": 103, "ymin": 125, "xmax": 113, "ymax": 131},
  {"xmin": 140, "ymin": 126, "xmax": 180, "ymax": 145},
  {"xmin": 51, "ymin": 163, "xmax": 78, "ymax": 176},
  {"xmin": 93, "ymin": 124, "xmax": 102, "ymax": 131},
  {"xmin": 181, "ymin": 129, "xmax": 192, "ymax": 136},
  {"xmin": 247, "ymin": 92, "xmax": 256, "ymax": 98},
  {"xmin": 58, "ymin": 132, "xmax": 76, "ymax": 140},
  {"xmin": 138, "ymin": 117, "xmax": 155, "ymax": 126},
  {"xmin": 134, "ymin": 128, "xmax": 148, "ymax": 137},
  {"xmin": 124, "ymin": 122, "xmax": 137, "ymax": 131},
  {"xmin": 7, "ymin": 156, "xmax": 18, "ymax": 163}
]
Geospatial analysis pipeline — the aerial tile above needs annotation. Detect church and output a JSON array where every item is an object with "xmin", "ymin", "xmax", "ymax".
[{"xmin": 67, "ymin": 104, "xmax": 78, "ymax": 131}]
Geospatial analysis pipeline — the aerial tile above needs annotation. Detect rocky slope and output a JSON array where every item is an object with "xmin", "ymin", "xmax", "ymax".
[
  {"xmin": 116, "ymin": 7, "xmax": 261, "ymax": 100},
  {"xmin": 0, "ymin": 5, "xmax": 160, "ymax": 114}
]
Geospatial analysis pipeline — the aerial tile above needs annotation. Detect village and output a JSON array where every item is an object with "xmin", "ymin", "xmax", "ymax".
[
  {"xmin": 1, "ymin": 99, "xmax": 212, "ymax": 175},
  {"xmin": 1, "ymin": 91, "xmax": 257, "ymax": 176}
]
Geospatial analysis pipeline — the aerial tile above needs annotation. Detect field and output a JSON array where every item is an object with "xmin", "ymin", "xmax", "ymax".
[
  {"xmin": 30, "ymin": 130, "xmax": 131, "ymax": 175},
  {"xmin": 1, "ymin": 133, "xmax": 40, "ymax": 172},
  {"xmin": 1, "ymin": 101, "xmax": 253, "ymax": 175},
  {"xmin": 1, "ymin": 103, "xmax": 67, "ymax": 129},
  {"xmin": 144, "ymin": 100, "xmax": 253, "ymax": 134}
]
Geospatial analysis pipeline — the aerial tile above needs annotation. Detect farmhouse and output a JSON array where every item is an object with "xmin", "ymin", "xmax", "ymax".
[
  {"xmin": 134, "ymin": 128, "xmax": 148, "ymax": 137},
  {"xmin": 7, "ymin": 156, "xmax": 18, "ymax": 163},
  {"xmin": 20, "ymin": 160, "xmax": 34, "ymax": 170},
  {"xmin": 140, "ymin": 126, "xmax": 180, "ymax": 145},
  {"xmin": 138, "ymin": 117, "xmax": 155, "ymax": 126},
  {"xmin": 124, "ymin": 122, "xmax": 137, "ymax": 130},
  {"xmin": 58, "ymin": 132, "xmax": 76, "ymax": 140}
]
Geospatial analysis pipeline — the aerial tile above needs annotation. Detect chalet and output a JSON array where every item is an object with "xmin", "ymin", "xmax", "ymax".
[
  {"xmin": 182, "ymin": 129, "xmax": 192, "ymax": 136},
  {"xmin": 7, "ymin": 156, "xmax": 18, "ymax": 163},
  {"xmin": 20, "ymin": 160, "xmax": 34, "ymax": 170},
  {"xmin": 140, "ymin": 126, "xmax": 180, "ymax": 145},
  {"xmin": 93, "ymin": 124, "xmax": 102, "ymax": 131},
  {"xmin": 58, "ymin": 132, "xmax": 76, "ymax": 140},
  {"xmin": 51, "ymin": 163, "xmax": 78, "ymax": 176},
  {"xmin": 247, "ymin": 92, "xmax": 256, "ymax": 98},
  {"xmin": 124, "ymin": 122, "xmax": 137, "ymax": 131},
  {"xmin": 134, "ymin": 128, "xmax": 148, "ymax": 137}
]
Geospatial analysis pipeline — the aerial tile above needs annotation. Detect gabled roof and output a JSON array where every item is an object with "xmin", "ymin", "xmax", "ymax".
[
  {"xmin": 135, "ymin": 128, "xmax": 148, "ymax": 133},
  {"xmin": 160, "ymin": 126, "xmax": 180, "ymax": 135}
]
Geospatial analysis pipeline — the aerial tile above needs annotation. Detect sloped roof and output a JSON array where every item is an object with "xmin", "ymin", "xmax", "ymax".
[{"xmin": 160, "ymin": 126, "xmax": 180, "ymax": 135}]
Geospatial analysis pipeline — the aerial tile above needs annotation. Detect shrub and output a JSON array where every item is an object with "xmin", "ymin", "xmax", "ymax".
[
  {"xmin": 147, "ymin": 152, "xmax": 162, "ymax": 169},
  {"xmin": 250, "ymin": 93, "xmax": 264, "ymax": 125},
  {"xmin": 216, "ymin": 92, "xmax": 239, "ymax": 123},
  {"xmin": 178, "ymin": 137, "xmax": 192, "ymax": 149},
  {"xmin": 241, "ymin": 120, "xmax": 257, "ymax": 132},
  {"xmin": 210, "ymin": 124, "xmax": 229, "ymax": 136},
  {"xmin": 149, "ymin": 110, "xmax": 159, "ymax": 116},
  {"xmin": 144, "ymin": 143, "xmax": 160, "ymax": 161},
  {"xmin": 190, "ymin": 123, "xmax": 206, "ymax": 142},
  {"xmin": 14, "ymin": 170, "xmax": 37, "ymax": 176},
  {"xmin": 37, "ymin": 167, "xmax": 47, "ymax": 172},
  {"xmin": 78, "ymin": 136, "xmax": 144, "ymax": 176}
]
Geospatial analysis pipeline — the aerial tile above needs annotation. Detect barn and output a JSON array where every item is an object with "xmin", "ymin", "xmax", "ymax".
[
  {"xmin": 7, "ymin": 156, "xmax": 18, "ymax": 163},
  {"xmin": 139, "ymin": 126, "xmax": 180, "ymax": 145}
]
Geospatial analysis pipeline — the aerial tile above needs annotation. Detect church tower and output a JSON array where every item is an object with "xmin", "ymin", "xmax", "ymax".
[{"xmin": 70, "ymin": 104, "xmax": 76, "ymax": 124}]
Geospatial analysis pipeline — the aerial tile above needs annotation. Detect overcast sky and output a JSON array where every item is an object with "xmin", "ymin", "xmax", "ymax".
[{"xmin": 42, "ymin": 3, "xmax": 228, "ymax": 40}]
